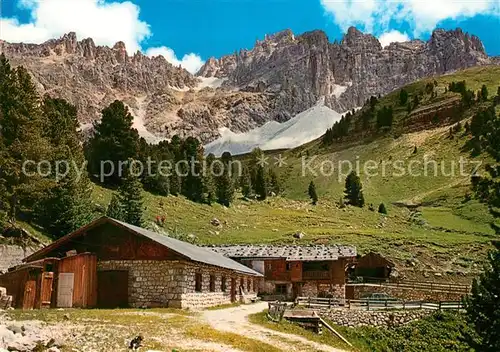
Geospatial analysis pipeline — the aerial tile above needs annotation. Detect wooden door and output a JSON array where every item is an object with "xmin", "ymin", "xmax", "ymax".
[
  {"xmin": 22, "ymin": 280, "xmax": 36, "ymax": 310},
  {"xmin": 230, "ymin": 278, "xmax": 237, "ymax": 302},
  {"xmin": 97, "ymin": 271, "xmax": 129, "ymax": 308},
  {"xmin": 40, "ymin": 272, "xmax": 54, "ymax": 308},
  {"xmin": 292, "ymin": 283, "xmax": 302, "ymax": 300},
  {"xmin": 57, "ymin": 273, "xmax": 75, "ymax": 308},
  {"xmin": 345, "ymin": 285, "xmax": 354, "ymax": 300}
]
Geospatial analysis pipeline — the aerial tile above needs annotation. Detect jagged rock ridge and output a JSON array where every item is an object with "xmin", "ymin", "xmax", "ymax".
[
  {"xmin": 0, "ymin": 28, "xmax": 494, "ymax": 144},
  {"xmin": 198, "ymin": 27, "xmax": 492, "ymax": 113}
]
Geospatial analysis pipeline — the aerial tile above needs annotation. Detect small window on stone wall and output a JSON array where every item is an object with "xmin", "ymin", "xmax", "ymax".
[
  {"xmin": 221, "ymin": 276, "xmax": 227, "ymax": 292},
  {"xmin": 210, "ymin": 275, "xmax": 216, "ymax": 292},
  {"xmin": 247, "ymin": 278, "xmax": 251, "ymax": 292},
  {"xmin": 276, "ymin": 284, "xmax": 287, "ymax": 295},
  {"xmin": 195, "ymin": 273, "xmax": 202, "ymax": 292}
]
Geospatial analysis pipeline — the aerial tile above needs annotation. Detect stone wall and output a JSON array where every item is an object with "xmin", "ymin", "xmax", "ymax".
[
  {"xmin": 180, "ymin": 262, "xmax": 257, "ymax": 309},
  {"xmin": 98, "ymin": 260, "xmax": 185, "ymax": 308},
  {"xmin": 348, "ymin": 284, "xmax": 466, "ymax": 301},
  {"xmin": 259, "ymin": 281, "xmax": 346, "ymax": 300},
  {"xmin": 0, "ymin": 287, "xmax": 12, "ymax": 309},
  {"xmin": 0, "ymin": 245, "xmax": 35, "ymax": 273},
  {"xmin": 303, "ymin": 282, "xmax": 345, "ymax": 299},
  {"xmin": 320, "ymin": 308, "xmax": 432, "ymax": 328},
  {"xmin": 98, "ymin": 260, "xmax": 258, "ymax": 309}
]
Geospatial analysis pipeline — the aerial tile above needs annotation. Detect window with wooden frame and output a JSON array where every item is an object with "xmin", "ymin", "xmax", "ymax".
[
  {"xmin": 195, "ymin": 273, "xmax": 202, "ymax": 292},
  {"xmin": 275, "ymin": 284, "xmax": 287, "ymax": 294},
  {"xmin": 209, "ymin": 275, "xmax": 216, "ymax": 292},
  {"xmin": 221, "ymin": 276, "xmax": 227, "ymax": 292}
]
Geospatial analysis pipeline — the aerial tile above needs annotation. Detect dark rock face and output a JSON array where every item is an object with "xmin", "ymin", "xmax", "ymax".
[
  {"xmin": 198, "ymin": 27, "xmax": 492, "ymax": 113},
  {"xmin": 0, "ymin": 28, "xmax": 494, "ymax": 143},
  {"xmin": 0, "ymin": 32, "xmax": 198, "ymax": 126}
]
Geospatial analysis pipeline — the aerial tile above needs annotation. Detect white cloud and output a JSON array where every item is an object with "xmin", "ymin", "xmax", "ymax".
[
  {"xmin": 0, "ymin": 0, "xmax": 204, "ymax": 73},
  {"xmin": 1, "ymin": 0, "xmax": 150, "ymax": 53},
  {"xmin": 378, "ymin": 30, "xmax": 410, "ymax": 48},
  {"xmin": 320, "ymin": 0, "xmax": 498, "ymax": 36},
  {"xmin": 146, "ymin": 46, "xmax": 204, "ymax": 74}
]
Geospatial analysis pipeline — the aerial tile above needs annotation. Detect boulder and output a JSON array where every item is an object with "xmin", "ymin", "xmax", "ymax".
[
  {"xmin": 293, "ymin": 232, "xmax": 305, "ymax": 240},
  {"xmin": 210, "ymin": 218, "xmax": 221, "ymax": 227}
]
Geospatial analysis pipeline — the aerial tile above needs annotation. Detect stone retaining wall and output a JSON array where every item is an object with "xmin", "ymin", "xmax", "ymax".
[
  {"xmin": 303, "ymin": 282, "xmax": 345, "ymax": 299},
  {"xmin": 260, "ymin": 281, "xmax": 346, "ymax": 300},
  {"xmin": 320, "ymin": 308, "xmax": 432, "ymax": 328},
  {"xmin": 98, "ymin": 260, "xmax": 258, "ymax": 309}
]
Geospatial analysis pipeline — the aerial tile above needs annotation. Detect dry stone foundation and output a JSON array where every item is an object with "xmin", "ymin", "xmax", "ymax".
[
  {"xmin": 320, "ymin": 308, "xmax": 432, "ymax": 328},
  {"xmin": 347, "ymin": 284, "xmax": 466, "ymax": 301},
  {"xmin": 303, "ymin": 282, "xmax": 345, "ymax": 299},
  {"xmin": 98, "ymin": 260, "xmax": 257, "ymax": 309}
]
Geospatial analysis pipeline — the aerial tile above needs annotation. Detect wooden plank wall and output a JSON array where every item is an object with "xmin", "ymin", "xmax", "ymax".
[
  {"xmin": 290, "ymin": 261, "xmax": 302, "ymax": 282},
  {"xmin": 265, "ymin": 259, "xmax": 290, "ymax": 281},
  {"xmin": 330, "ymin": 259, "xmax": 346, "ymax": 285},
  {"xmin": 58, "ymin": 253, "xmax": 97, "ymax": 308},
  {"xmin": 0, "ymin": 267, "xmax": 41, "ymax": 309}
]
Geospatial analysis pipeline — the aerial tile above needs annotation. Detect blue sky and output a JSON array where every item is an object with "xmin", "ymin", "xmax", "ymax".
[{"xmin": 1, "ymin": 0, "xmax": 499, "ymax": 73}]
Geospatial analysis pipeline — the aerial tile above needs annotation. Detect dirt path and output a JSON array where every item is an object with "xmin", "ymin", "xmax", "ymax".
[{"xmin": 202, "ymin": 302, "xmax": 348, "ymax": 352}]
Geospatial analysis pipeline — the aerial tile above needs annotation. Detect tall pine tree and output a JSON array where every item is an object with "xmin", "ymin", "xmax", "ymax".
[
  {"xmin": 215, "ymin": 154, "xmax": 234, "ymax": 206},
  {"xmin": 182, "ymin": 137, "xmax": 204, "ymax": 202},
  {"xmin": 308, "ymin": 181, "xmax": 318, "ymax": 205},
  {"xmin": 118, "ymin": 160, "xmax": 144, "ymax": 226},
  {"xmin": 465, "ymin": 243, "xmax": 500, "ymax": 351},
  {"xmin": 0, "ymin": 55, "xmax": 53, "ymax": 222},
  {"xmin": 240, "ymin": 165, "xmax": 253, "ymax": 198},
  {"xmin": 88, "ymin": 100, "xmax": 139, "ymax": 185},
  {"xmin": 106, "ymin": 194, "xmax": 124, "ymax": 220},
  {"xmin": 254, "ymin": 165, "xmax": 267, "ymax": 200},
  {"xmin": 344, "ymin": 171, "xmax": 365, "ymax": 207},
  {"xmin": 34, "ymin": 98, "xmax": 93, "ymax": 238},
  {"xmin": 466, "ymin": 101, "xmax": 500, "ymax": 351},
  {"xmin": 267, "ymin": 169, "xmax": 281, "ymax": 196}
]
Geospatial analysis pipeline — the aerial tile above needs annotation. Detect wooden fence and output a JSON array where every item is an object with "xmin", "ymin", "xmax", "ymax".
[
  {"xmin": 295, "ymin": 296, "xmax": 464, "ymax": 311},
  {"xmin": 351, "ymin": 277, "xmax": 470, "ymax": 295}
]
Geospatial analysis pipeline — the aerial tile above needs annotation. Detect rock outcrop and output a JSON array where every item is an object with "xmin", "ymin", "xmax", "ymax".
[
  {"xmin": 198, "ymin": 27, "xmax": 492, "ymax": 113},
  {"xmin": 0, "ymin": 28, "xmax": 494, "ymax": 144}
]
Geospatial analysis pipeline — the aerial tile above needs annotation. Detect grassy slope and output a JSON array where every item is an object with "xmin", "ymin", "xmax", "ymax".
[
  {"xmin": 54, "ymin": 66, "xmax": 499, "ymax": 279},
  {"xmin": 91, "ymin": 128, "xmax": 493, "ymax": 279}
]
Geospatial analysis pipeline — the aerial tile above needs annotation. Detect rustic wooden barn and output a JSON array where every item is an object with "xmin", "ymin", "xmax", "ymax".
[
  {"xmin": 0, "ymin": 217, "xmax": 262, "ymax": 309},
  {"xmin": 208, "ymin": 245, "xmax": 357, "ymax": 300},
  {"xmin": 354, "ymin": 252, "xmax": 395, "ymax": 280},
  {"xmin": 0, "ymin": 264, "xmax": 42, "ymax": 309},
  {"xmin": 0, "ymin": 254, "xmax": 96, "ymax": 309}
]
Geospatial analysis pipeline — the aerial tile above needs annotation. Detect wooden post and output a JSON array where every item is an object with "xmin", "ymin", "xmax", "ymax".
[
  {"xmin": 403, "ymin": 300, "xmax": 406, "ymax": 310},
  {"xmin": 367, "ymin": 300, "xmax": 370, "ymax": 311},
  {"xmin": 319, "ymin": 318, "xmax": 353, "ymax": 348},
  {"xmin": 439, "ymin": 301, "xmax": 442, "ymax": 310}
]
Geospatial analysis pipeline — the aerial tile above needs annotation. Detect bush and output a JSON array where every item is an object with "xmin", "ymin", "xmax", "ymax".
[{"xmin": 378, "ymin": 203, "xmax": 388, "ymax": 214}]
